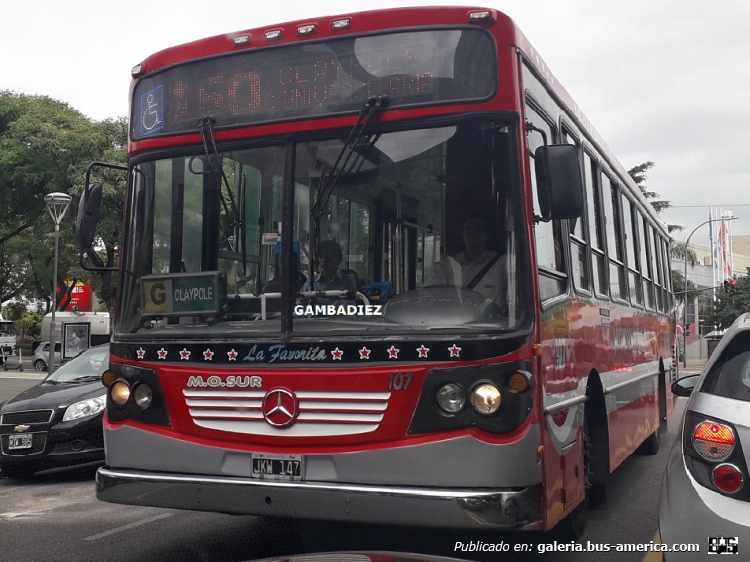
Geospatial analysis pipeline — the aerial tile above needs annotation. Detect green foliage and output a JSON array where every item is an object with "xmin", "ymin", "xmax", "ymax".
[
  {"xmin": 0, "ymin": 91, "xmax": 126, "ymax": 311},
  {"xmin": 672, "ymin": 270, "xmax": 699, "ymax": 303},
  {"xmin": 627, "ymin": 161, "xmax": 681, "ymax": 232},
  {"xmin": 670, "ymin": 241, "xmax": 698, "ymax": 267},
  {"xmin": 706, "ymin": 272, "xmax": 750, "ymax": 330},
  {"xmin": 17, "ymin": 309, "xmax": 44, "ymax": 340}
]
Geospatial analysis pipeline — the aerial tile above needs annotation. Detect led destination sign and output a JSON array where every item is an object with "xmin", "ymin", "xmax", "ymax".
[
  {"xmin": 132, "ymin": 28, "xmax": 496, "ymax": 139},
  {"xmin": 141, "ymin": 272, "xmax": 227, "ymax": 317}
]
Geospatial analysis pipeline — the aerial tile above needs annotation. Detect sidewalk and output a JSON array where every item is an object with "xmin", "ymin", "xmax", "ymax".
[{"xmin": 683, "ymin": 359, "xmax": 707, "ymax": 371}]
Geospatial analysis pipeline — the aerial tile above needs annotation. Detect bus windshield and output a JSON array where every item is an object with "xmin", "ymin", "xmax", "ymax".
[
  {"xmin": 118, "ymin": 118, "xmax": 528, "ymax": 336},
  {"xmin": 0, "ymin": 322, "xmax": 16, "ymax": 337}
]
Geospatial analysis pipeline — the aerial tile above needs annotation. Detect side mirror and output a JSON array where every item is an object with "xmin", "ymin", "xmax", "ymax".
[
  {"xmin": 75, "ymin": 182, "xmax": 103, "ymax": 250},
  {"xmin": 671, "ymin": 374, "xmax": 701, "ymax": 397},
  {"xmin": 534, "ymin": 144, "xmax": 584, "ymax": 220}
]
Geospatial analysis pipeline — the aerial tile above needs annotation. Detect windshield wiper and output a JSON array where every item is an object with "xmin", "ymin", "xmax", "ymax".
[
  {"xmin": 309, "ymin": 96, "xmax": 389, "ymax": 273},
  {"xmin": 198, "ymin": 117, "xmax": 247, "ymax": 277},
  {"xmin": 64, "ymin": 375, "xmax": 102, "ymax": 384}
]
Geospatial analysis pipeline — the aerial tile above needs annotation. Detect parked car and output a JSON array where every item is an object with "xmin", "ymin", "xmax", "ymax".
[
  {"xmin": 0, "ymin": 345, "xmax": 108, "ymax": 479},
  {"xmin": 32, "ymin": 341, "xmax": 61, "ymax": 371},
  {"xmin": 659, "ymin": 313, "xmax": 750, "ymax": 559}
]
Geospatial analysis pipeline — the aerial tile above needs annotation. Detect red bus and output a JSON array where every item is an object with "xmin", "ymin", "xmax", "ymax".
[{"xmin": 79, "ymin": 6, "xmax": 676, "ymax": 537}]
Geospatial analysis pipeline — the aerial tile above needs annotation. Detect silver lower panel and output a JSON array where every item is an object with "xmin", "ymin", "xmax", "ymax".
[{"xmin": 96, "ymin": 467, "xmax": 543, "ymax": 530}]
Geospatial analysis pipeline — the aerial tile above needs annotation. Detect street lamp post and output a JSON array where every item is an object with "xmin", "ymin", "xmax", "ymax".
[
  {"xmin": 682, "ymin": 216, "xmax": 738, "ymax": 367},
  {"xmin": 45, "ymin": 192, "xmax": 72, "ymax": 373}
]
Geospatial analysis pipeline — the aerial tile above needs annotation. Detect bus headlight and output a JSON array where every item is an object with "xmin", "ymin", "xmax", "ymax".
[
  {"xmin": 436, "ymin": 383, "xmax": 466, "ymax": 414},
  {"xmin": 133, "ymin": 384, "xmax": 153, "ymax": 409},
  {"xmin": 110, "ymin": 381, "xmax": 131, "ymax": 406},
  {"xmin": 471, "ymin": 383, "xmax": 502, "ymax": 415}
]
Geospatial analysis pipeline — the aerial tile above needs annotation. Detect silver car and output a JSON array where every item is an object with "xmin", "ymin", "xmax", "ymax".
[
  {"xmin": 659, "ymin": 313, "xmax": 750, "ymax": 559},
  {"xmin": 32, "ymin": 342, "xmax": 61, "ymax": 371}
]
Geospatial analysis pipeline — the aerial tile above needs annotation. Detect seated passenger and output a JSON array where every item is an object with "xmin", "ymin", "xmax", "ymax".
[
  {"xmin": 340, "ymin": 268, "xmax": 363, "ymax": 292},
  {"xmin": 299, "ymin": 240, "xmax": 356, "ymax": 305},
  {"xmin": 427, "ymin": 215, "xmax": 507, "ymax": 311}
]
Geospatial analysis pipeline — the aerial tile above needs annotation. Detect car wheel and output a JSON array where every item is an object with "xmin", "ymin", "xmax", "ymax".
[
  {"xmin": 1, "ymin": 463, "xmax": 40, "ymax": 479},
  {"xmin": 33, "ymin": 359, "xmax": 47, "ymax": 371}
]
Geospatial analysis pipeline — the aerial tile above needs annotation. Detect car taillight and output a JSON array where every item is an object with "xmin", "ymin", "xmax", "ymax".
[
  {"xmin": 712, "ymin": 464, "xmax": 744, "ymax": 494},
  {"xmin": 693, "ymin": 421, "xmax": 735, "ymax": 461}
]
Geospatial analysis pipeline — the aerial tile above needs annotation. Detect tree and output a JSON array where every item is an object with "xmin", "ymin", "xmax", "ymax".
[
  {"xmin": 706, "ymin": 272, "xmax": 750, "ymax": 330},
  {"xmin": 671, "ymin": 270, "xmax": 699, "ymax": 304},
  {"xmin": 0, "ymin": 91, "xmax": 126, "ymax": 311},
  {"xmin": 670, "ymin": 241, "xmax": 698, "ymax": 268},
  {"xmin": 627, "ymin": 161, "xmax": 682, "ymax": 233}
]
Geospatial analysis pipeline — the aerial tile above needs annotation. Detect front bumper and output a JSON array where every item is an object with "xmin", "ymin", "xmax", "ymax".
[
  {"xmin": 0, "ymin": 415, "xmax": 104, "ymax": 469},
  {"xmin": 96, "ymin": 467, "xmax": 543, "ymax": 530}
]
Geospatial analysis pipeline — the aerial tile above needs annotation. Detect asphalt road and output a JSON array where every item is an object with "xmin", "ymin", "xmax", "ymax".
[{"xmin": 0, "ymin": 372, "xmax": 693, "ymax": 562}]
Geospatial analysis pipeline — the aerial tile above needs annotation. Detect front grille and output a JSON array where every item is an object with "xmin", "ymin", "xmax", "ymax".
[
  {"xmin": 183, "ymin": 389, "xmax": 390, "ymax": 437},
  {"xmin": 1, "ymin": 410, "xmax": 54, "ymax": 425},
  {"xmin": 1, "ymin": 432, "xmax": 47, "ymax": 456}
]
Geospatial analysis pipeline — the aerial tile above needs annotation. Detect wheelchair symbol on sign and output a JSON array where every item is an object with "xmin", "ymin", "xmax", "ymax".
[{"xmin": 142, "ymin": 93, "xmax": 162, "ymax": 132}]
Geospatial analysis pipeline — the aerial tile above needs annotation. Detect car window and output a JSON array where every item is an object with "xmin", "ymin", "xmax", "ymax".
[
  {"xmin": 701, "ymin": 331, "xmax": 750, "ymax": 401},
  {"xmin": 47, "ymin": 347, "xmax": 109, "ymax": 383}
]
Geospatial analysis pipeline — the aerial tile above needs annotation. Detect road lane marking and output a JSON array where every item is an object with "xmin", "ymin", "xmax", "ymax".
[
  {"xmin": 642, "ymin": 532, "xmax": 663, "ymax": 562},
  {"xmin": 83, "ymin": 512, "xmax": 173, "ymax": 541}
]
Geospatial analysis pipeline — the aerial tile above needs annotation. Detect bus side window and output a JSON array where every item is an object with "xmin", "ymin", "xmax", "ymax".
[
  {"xmin": 561, "ymin": 126, "xmax": 590, "ymax": 293},
  {"xmin": 526, "ymin": 101, "xmax": 567, "ymax": 302}
]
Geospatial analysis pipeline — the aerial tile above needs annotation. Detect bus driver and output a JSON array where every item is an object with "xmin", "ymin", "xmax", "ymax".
[{"xmin": 427, "ymin": 215, "xmax": 508, "ymax": 311}]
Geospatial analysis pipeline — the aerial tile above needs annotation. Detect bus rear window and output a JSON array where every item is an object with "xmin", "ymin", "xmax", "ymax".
[{"xmin": 701, "ymin": 331, "xmax": 750, "ymax": 402}]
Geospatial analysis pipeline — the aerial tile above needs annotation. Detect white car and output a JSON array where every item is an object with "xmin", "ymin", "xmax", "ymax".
[
  {"xmin": 32, "ymin": 342, "xmax": 61, "ymax": 371},
  {"xmin": 659, "ymin": 313, "xmax": 750, "ymax": 559}
]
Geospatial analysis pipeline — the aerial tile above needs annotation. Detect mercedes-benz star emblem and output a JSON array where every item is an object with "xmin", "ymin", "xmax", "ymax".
[{"xmin": 262, "ymin": 389, "xmax": 297, "ymax": 428}]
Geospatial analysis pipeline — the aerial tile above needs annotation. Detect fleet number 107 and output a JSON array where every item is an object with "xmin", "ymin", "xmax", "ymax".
[{"xmin": 388, "ymin": 372, "xmax": 413, "ymax": 391}]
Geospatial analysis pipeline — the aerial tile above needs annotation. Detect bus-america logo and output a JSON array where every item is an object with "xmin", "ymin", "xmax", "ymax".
[{"xmin": 186, "ymin": 375, "xmax": 262, "ymax": 388}]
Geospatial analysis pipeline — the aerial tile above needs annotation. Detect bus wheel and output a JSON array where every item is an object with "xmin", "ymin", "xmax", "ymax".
[
  {"xmin": 585, "ymin": 392, "xmax": 609, "ymax": 510},
  {"xmin": 555, "ymin": 495, "xmax": 587, "ymax": 540},
  {"xmin": 636, "ymin": 425, "xmax": 660, "ymax": 455}
]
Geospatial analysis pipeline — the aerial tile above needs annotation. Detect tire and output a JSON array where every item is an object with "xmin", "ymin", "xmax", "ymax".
[
  {"xmin": 555, "ymin": 494, "xmax": 588, "ymax": 541},
  {"xmin": 33, "ymin": 359, "xmax": 47, "ymax": 371},
  {"xmin": 636, "ymin": 428, "xmax": 660, "ymax": 455}
]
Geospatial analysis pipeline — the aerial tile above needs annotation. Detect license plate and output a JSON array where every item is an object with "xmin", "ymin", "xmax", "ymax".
[
  {"xmin": 251, "ymin": 453, "xmax": 302, "ymax": 481},
  {"xmin": 8, "ymin": 434, "xmax": 32, "ymax": 450}
]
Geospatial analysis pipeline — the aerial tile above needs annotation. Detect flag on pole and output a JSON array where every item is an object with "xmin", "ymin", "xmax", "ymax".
[
  {"xmin": 720, "ymin": 219, "xmax": 731, "ymax": 278},
  {"xmin": 709, "ymin": 211, "xmax": 717, "ymax": 270}
]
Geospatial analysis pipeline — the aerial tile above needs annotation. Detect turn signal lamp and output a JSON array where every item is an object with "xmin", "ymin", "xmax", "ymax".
[
  {"xmin": 101, "ymin": 369, "xmax": 116, "ymax": 388},
  {"xmin": 110, "ymin": 381, "xmax": 131, "ymax": 406},
  {"xmin": 693, "ymin": 421, "xmax": 735, "ymax": 461},
  {"xmin": 471, "ymin": 383, "xmax": 502, "ymax": 415},
  {"xmin": 712, "ymin": 464, "xmax": 744, "ymax": 494},
  {"xmin": 507, "ymin": 372, "xmax": 531, "ymax": 393}
]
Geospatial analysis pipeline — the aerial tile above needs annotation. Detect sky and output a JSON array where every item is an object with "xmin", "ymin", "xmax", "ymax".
[{"xmin": 3, "ymin": 0, "xmax": 749, "ymax": 250}]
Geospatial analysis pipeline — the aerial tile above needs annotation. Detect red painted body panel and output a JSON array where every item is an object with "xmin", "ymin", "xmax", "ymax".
[
  {"xmin": 108, "ymin": 347, "xmax": 539, "ymax": 455},
  {"xmin": 113, "ymin": 5, "xmax": 676, "ymax": 531}
]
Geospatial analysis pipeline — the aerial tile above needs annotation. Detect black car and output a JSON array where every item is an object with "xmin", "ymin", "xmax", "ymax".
[{"xmin": 0, "ymin": 345, "xmax": 108, "ymax": 479}]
